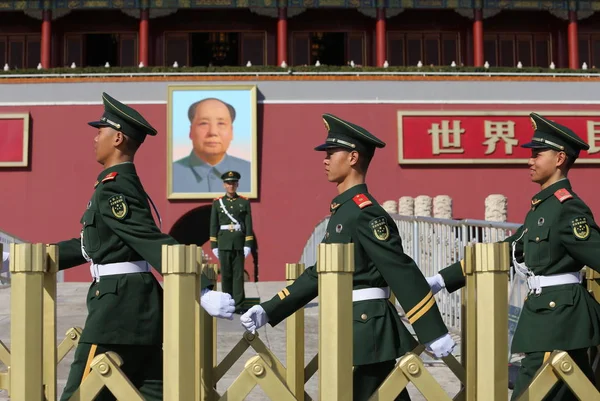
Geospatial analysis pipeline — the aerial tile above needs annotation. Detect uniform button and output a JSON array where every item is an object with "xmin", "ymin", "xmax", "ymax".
[
  {"xmin": 535, "ymin": 237, "xmax": 540, "ymax": 242},
  {"xmin": 361, "ymin": 313, "xmax": 367, "ymax": 320},
  {"xmin": 549, "ymin": 301, "xmax": 556, "ymax": 308},
  {"xmin": 95, "ymin": 290, "xmax": 100, "ymax": 296}
]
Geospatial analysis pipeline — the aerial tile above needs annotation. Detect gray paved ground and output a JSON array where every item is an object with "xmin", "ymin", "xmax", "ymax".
[{"xmin": 0, "ymin": 281, "xmax": 513, "ymax": 400}]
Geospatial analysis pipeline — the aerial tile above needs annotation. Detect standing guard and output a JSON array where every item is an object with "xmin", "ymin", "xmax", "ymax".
[{"xmin": 210, "ymin": 171, "xmax": 255, "ymax": 314}]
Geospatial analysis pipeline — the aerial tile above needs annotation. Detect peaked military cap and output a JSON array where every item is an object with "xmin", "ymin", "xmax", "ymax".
[
  {"xmin": 88, "ymin": 92, "xmax": 158, "ymax": 143},
  {"xmin": 522, "ymin": 112, "xmax": 589, "ymax": 158},
  {"xmin": 315, "ymin": 113, "xmax": 386, "ymax": 154},
  {"xmin": 222, "ymin": 171, "xmax": 241, "ymax": 182}
]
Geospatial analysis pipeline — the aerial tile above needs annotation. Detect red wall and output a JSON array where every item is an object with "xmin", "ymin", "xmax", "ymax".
[{"xmin": 1, "ymin": 102, "xmax": 599, "ymax": 282}]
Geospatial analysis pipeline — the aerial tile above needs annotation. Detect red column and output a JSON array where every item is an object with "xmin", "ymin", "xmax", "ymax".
[
  {"xmin": 277, "ymin": 7, "xmax": 287, "ymax": 66},
  {"xmin": 139, "ymin": 9, "xmax": 149, "ymax": 66},
  {"xmin": 568, "ymin": 10, "xmax": 579, "ymax": 69},
  {"xmin": 376, "ymin": 8, "xmax": 386, "ymax": 67},
  {"xmin": 473, "ymin": 8, "xmax": 484, "ymax": 67},
  {"xmin": 41, "ymin": 9, "xmax": 51, "ymax": 68},
  {"xmin": 557, "ymin": 29, "xmax": 567, "ymax": 68}
]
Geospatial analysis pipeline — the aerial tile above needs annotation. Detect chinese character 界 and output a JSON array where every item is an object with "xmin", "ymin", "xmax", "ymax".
[
  {"xmin": 483, "ymin": 121, "xmax": 518, "ymax": 155},
  {"xmin": 587, "ymin": 121, "xmax": 600, "ymax": 154},
  {"xmin": 428, "ymin": 120, "xmax": 465, "ymax": 155}
]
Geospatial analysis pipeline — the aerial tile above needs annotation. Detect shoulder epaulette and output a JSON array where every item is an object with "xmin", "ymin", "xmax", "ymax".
[
  {"xmin": 240, "ymin": 195, "xmax": 248, "ymax": 200},
  {"xmin": 554, "ymin": 188, "xmax": 573, "ymax": 203},
  {"xmin": 213, "ymin": 196, "xmax": 222, "ymax": 201},
  {"xmin": 101, "ymin": 172, "xmax": 118, "ymax": 183},
  {"xmin": 353, "ymin": 193, "xmax": 372, "ymax": 209}
]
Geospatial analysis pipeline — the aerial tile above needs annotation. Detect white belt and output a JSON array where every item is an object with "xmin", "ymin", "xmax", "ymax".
[
  {"xmin": 527, "ymin": 272, "xmax": 581, "ymax": 295},
  {"xmin": 352, "ymin": 287, "xmax": 390, "ymax": 302},
  {"xmin": 90, "ymin": 261, "xmax": 150, "ymax": 282},
  {"xmin": 220, "ymin": 224, "xmax": 241, "ymax": 231}
]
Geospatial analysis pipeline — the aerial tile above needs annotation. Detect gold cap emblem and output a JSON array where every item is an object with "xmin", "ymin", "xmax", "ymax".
[
  {"xmin": 530, "ymin": 117, "xmax": 537, "ymax": 130},
  {"xmin": 323, "ymin": 118, "xmax": 330, "ymax": 132},
  {"xmin": 228, "ymin": 172, "xmax": 233, "ymax": 176}
]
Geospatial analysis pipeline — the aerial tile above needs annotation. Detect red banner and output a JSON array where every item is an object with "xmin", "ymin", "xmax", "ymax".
[
  {"xmin": 397, "ymin": 111, "xmax": 600, "ymax": 164},
  {"xmin": 0, "ymin": 113, "xmax": 29, "ymax": 167}
]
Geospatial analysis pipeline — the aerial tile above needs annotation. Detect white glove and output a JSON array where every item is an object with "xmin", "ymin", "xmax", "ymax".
[
  {"xmin": 1, "ymin": 251, "xmax": 8, "ymax": 273},
  {"xmin": 424, "ymin": 333, "xmax": 456, "ymax": 358},
  {"xmin": 240, "ymin": 305, "xmax": 268, "ymax": 334},
  {"xmin": 212, "ymin": 249, "xmax": 219, "ymax": 259},
  {"xmin": 244, "ymin": 246, "xmax": 251, "ymax": 258},
  {"xmin": 426, "ymin": 274, "xmax": 446, "ymax": 295},
  {"xmin": 200, "ymin": 289, "xmax": 235, "ymax": 320}
]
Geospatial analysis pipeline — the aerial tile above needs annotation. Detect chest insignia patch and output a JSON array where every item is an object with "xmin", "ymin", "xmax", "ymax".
[
  {"xmin": 108, "ymin": 194, "xmax": 128, "ymax": 220},
  {"xmin": 572, "ymin": 217, "xmax": 590, "ymax": 240},
  {"xmin": 537, "ymin": 217, "xmax": 544, "ymax": 226},
  {"xmin": 369, "ymin": 216, "xmax": 389, "ymax": 241},
  {"xmin": 336, "ymin": 224, "xmax": 343, "ymax": 233}
]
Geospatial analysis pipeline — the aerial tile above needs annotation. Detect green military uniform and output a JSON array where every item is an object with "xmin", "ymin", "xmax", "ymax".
[
  {"xmin": 260, "ymin": 114, "xmax": 450, "ymax": 401},
  {"xmin": 438, "ymin": 113, "xmax": 600, "ymax": 401},
  {"xmin": 57, "ymin": 93, "xmax": 212, "ymax": 401},
  {"xmin": 210, "ymin": 171, "xmax": 254, "ymax": 312}
]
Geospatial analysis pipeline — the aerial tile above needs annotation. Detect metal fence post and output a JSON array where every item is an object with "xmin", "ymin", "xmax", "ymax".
[{"xmin": 317, "ymin": 243, "xmax": 354, "ymax": 401}]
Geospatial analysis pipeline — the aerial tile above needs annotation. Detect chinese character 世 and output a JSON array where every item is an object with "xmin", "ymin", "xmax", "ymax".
[
  {"xmin": 482, "ymin": 121, "xmax": 518, "ymax": 155},
  {"xmin": 428, "ymin": 120, "xmax": 465, "ymax": 155}
]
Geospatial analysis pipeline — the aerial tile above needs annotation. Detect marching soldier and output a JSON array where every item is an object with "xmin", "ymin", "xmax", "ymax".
[
  {"xmin": 240, "ymin": 113, "xmax": 455, "ymax": 401},
  {"xmin": 426, "ymin": 112, "xmax": 600, "ymax": 400},
  {"xmin": 33, "ymin": 93, "xmax": 236, "ymax": 401},
  {"xmin": 210, "ymin": 171, "xmax": 255, "ymax": 313}
]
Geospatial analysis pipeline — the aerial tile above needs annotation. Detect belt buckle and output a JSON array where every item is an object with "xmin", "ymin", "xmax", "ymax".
[
  {"xmin": 526, "ymin": 275, "xmax": 542, "ymax": 296},
  {"xmin": 229, "ymin": 223, "xmax": 234, "ymax": 232}
]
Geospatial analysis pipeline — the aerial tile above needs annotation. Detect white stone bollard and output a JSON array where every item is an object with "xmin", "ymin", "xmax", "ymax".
[
  {"xmin": 414, "ymin": 195, "xmax": 433, "ymax": 217},
  {"xmin": 398, "ymin": 197, "xmax": 414, "ymax": 216},
  {"xmin": 485, "ymin": 194, "xmax": 508, "ymax": 222},
  {"xmin": 382, "ymin": 200, "xmax": 398, "ymax": 214},
  {"xmin": 433, "ymin": 195, "xmax": 453, "ymax": 219}
]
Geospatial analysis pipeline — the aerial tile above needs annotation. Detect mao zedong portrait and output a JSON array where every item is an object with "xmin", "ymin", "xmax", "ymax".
[{"xmin": 172, "ymin": 98, "xmax": 251, "ymax": 193}]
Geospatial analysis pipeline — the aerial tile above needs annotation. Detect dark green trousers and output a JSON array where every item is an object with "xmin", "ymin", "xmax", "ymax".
[
  {"xmin": 511, "ymin": 348, "xmax": 594, "ymax": 401},
  {"xmin": 219, "ymin": 249, "xmax": 245, "ymax": 310},
  {"xmin": 354, "ymin": 360, "xmax": 411, "ymax": 401},
  {"xmin": 61, "ymin": 342, "xmax": 162, "ymax": 401}
]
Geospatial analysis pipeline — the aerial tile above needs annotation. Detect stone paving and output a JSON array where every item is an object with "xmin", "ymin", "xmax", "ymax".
[{"xmin": 0, "ymin": 280, "xmax": 515, "ymax": 400}]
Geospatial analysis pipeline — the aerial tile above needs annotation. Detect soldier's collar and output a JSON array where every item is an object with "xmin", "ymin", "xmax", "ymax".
[
  {"xmin": 225, "ymin": 193, "xmax": 238, "ymax": 200},
  {"xmin": 531, "ymin": 178, "xmax": 571, "ymax": 206},
  {"xmin": 330, "ymin": 183, "xmax": 368, "ymax": 212},
  {"xmin": 95, "ymin": 162, "xmax": 136, "ymax": 185}
]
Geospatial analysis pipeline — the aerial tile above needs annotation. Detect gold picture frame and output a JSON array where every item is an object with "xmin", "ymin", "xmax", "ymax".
[
  {"xmin": 167, "ymin": 85, "xmax": 258, "ymax": 199},
  {"xmin": 0, "ymin": 113, "xmax": 30, "ymax": 168}
]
